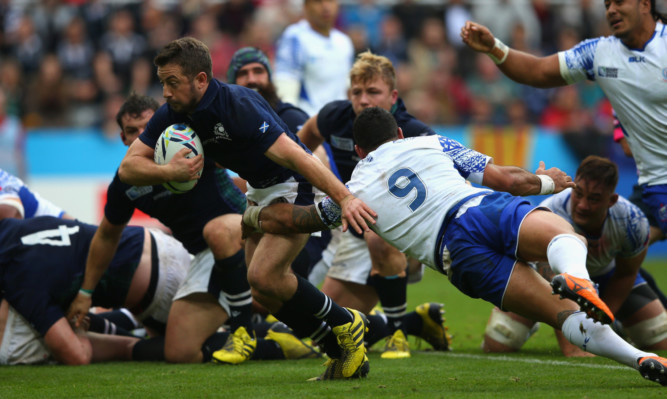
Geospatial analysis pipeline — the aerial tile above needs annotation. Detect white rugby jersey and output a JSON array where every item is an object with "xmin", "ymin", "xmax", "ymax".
[
  {"xmin": 274, "ymin": 20, "xmax": 354, "ymax": 116},
  {"xmin": 0, "ymin": 169, "xmax": 65, "ymax": 218},
  {"xmin": 319, "ymin": 135, "xmax": 491, "ymax": 269},
  {"xmin": 558, "ymin": 22, "xmax": 667, "ymax": 186},
  {"xmin": 541, "ymin": 188, "xmax": 649, "ymax": 276}
]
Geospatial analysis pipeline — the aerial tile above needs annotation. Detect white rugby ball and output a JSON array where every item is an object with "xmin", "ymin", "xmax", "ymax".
[{"xmin": 154, "ymin": 123, "xmax": 203, "ymax": 194}]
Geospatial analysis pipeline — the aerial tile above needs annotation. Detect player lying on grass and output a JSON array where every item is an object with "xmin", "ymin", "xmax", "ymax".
[
  {"xmin": 483, "ymin": 156, "xmax": 667, "ymax": 356},
  {"xmin": 240, "ymin": 106, "xmax": 667, "ymax": 386},
  {"xmin": 0, "ymin": 216, "xmax": 322, "ymax": 365}
]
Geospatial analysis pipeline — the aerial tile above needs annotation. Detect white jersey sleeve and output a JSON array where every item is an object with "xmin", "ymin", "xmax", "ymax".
[
  {"xmin": 558, "ymin": 23, "xmax": 667, "ymax": 186},
  {"xmin": 0, "ymin": 169, "xmax": 65, "ymax": 219}
]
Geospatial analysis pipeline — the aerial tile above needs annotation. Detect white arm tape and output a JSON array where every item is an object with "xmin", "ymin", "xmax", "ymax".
[
  {"xmin": 537, "ymin": 175, "xmax": 555, "ymax": 195},
  {"xmin": 243, "ymin": 205, "xmax": 265, "ymax": 233},
  {"xmin": 487, "ymin": 38, "xmax": 509, "ymax": 65}
]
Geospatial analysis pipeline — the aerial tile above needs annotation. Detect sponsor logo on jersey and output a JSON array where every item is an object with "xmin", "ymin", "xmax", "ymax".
[
  {"xmin": 214, "ymin": 123, "xmax": 231, "ymax": 141},
  {"xmin": 330, "ymin": 135, "xmax": 354, "ymax": 151},
  {"xmin": 628, "ymin": 56, "xmax": 645, "ymax": 63},
  {"xmin": 597, "ymin": 66, "xmax": 618, "ymax": 78},
  {"xmin": 126, "ymin": 185, "xmax": 153, "ymax": 200}
]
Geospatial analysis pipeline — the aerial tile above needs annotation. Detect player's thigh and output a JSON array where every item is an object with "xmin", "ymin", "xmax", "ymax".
[
  {"xmin": 503, "ymin": 261, "xmax": 579, "ymax": 329},
  {"xmin": 516, "ymin": 210, "xmax": 579, "ymax": 261},
  {"xmin": 165, "ymin": 293, "xmax": 227, "ymax": 353},
  {"xmin": 203, "ymin": 214, "xmax": 243, "ymax": 259},
  {"xmin": 365, "ymin": 230, "xmax": 406, "ymax": 276},
  {"xmin": 321, "ymin": 276, "xmax": 378, "ymax": 314}
]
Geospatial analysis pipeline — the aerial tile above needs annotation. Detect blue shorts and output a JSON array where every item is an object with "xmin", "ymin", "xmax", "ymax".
[
  {"xmin": 444, "ymin": 192, "xmax": 538, "ymax": 308},
  {"xmin": 641, "ymin": 184, "xmax": 667, "ymax": 235}
]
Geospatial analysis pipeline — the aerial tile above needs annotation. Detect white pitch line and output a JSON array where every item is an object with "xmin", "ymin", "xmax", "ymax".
[{"xmin": 425, "ymin": 352, "xmax": 631, "ymax": 371}]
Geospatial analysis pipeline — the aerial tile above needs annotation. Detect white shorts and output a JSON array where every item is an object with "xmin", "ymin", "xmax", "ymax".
[
  {"xmin": 308, "ymin": 227, "xmax": 341, "ymax": 286},
  {"xmin": 134, "ymin": 229, "xmax": 190, "ymax": 324},
  {"xmin": 246, "ymin": 176, "xmax": 324, "ymax": 207},
  {"xmin": 0, "ymin": 305, "xmax": 52, "ymax": 365},
  {"xmin": 327, "ymin": 230, "xmax": 373, "ymax": 285},
  {"xmin": 173, "ymin": 248, "xmax": 231, "ymax": 315}
]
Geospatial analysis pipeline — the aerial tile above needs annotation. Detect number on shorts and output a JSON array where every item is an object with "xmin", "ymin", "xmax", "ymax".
[
  {"xmin": 20, "ymin": 225, "xmax": 80, "ymax": 247},
  {"xmin": 388, "ymin": 168, "xmax": 426, "ymax": 211}
]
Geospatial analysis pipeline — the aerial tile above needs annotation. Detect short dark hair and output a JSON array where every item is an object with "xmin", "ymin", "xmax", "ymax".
[
  {"xmin": 154, "ymin": 37, "xmax": 213, "ymax": 82},
  {"xmin": 576, "ymin": 155, "xmax": 619, "ymax": 190},
  {"xmin": 353, "ymin": 107, "xmax": 398, "ymax": 153},
  {"xmin": 116, "ymin": 93, "xmax": 160, "ymax": 130}
]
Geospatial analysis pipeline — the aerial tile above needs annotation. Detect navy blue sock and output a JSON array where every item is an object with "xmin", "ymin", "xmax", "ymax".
[
  {"xmin": 365, "ymin": 312, "xmax": 391, "ymax": 347},
  {"xmin": 371, "ymin": 273, "xmax": 408, "ymax": 333},
  {"xmin": 201, "ymin": 332, "xmax": 230, "ymax": 362},
  {"xmin": 132, "ymin": 337, "xmax": 165, "ymax": 361},
  {"xmin": 215, "ymin": 250, "xmax": 253, "ymax": 332}
]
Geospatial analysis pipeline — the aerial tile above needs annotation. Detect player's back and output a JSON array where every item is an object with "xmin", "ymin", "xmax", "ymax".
[{"xmin": 346, "ymin": 135, "xmax": 490, "ymax": 268}]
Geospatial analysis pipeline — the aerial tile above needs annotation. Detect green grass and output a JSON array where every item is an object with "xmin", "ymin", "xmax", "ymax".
[{"xmin": 1, "ymin": 260, "xmax": 666, "ymax": 398}]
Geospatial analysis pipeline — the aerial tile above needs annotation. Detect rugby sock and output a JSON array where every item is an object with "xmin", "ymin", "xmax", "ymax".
[
  {"xmin": 562, "ymin": 311, "xmax": 651, "ymax": 368},
  {"xmin": 252, "ymin": 339, "xmax": 285, "ymax": 360},
  {"xmin": 201, "ymin": 332, "xmax": 230, "ymax": 362},
  {"xmin": 215, "ymin": 250, "xmax": 253, "ymax": 333},
  {"xmin": 290, "ymin": 274, "xmax": 353, "ymax": 327},
  {"xmin": 87, "ymin": 313, "xmax": 134, "ymax": 337},
  {"xmin": 365, "ymin": 312, "xmax": 391, "ymax": 347},
  {"xmin": 546, "ymin": 234, "xmax": 590, "ymax": 280},
  {"xmin": 371, "ymin": 273, "xmax": 408, "ymax": 334},
  {"xmin": 132, "ymin": 337, "xmax": 165, "ymax": 361}
]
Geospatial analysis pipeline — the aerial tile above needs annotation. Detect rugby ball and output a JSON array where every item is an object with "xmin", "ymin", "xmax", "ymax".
[{"xmin": 154, "ymin": 123, "xmax": 203, "ymax": 193}]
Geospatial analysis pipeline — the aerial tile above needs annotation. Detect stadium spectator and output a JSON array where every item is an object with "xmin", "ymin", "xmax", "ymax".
[
  {"xmin": 244, "ymin": 106, "xmax": 667, "ymax": 386},
  {"xmin": 461, "ymin": 0, "xmax": 667, "ymax": 244},
  {"xmin": 483, "ymin": 156, "xmax": 667, "ymax": 355},
  {"xmin": 0, "ymin": 89, "xmax": 26, "ymax": 180},
  {"xmin": 22, "ymin": 54, "xmax": 68, "ymax": 127},
  {"xmin": 274, "ymin": 0, "xmax": 354, "ymax": 116},
  {"xmin": 371, "ymin": 14, "xmax": 409, "ymax": 66},
  {"xmin": 10, "ymin": 15, "xmax": 44, "ymax": 75},
  {"xmin": 99, "ymin": 8, "xmax": 148, "ymax": 88},
  {"xmin": 117, "ymin": 37, "xmax": 373, "ymax": 379}
]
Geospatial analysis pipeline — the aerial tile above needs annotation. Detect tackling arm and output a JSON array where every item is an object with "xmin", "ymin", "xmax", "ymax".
[
  {"xmin": 118, "ymin": 138, "xmax": 203, "ymax": 186},
  {"xmin": 243, "ymin": 203, "xmax": 328, "ymax": 236},
  {"xmin": 460, "ymin": 21, "xmax": 567, "ymax": 88},
  {"xmin": 482, "ymin": 161, "xmax": 574, "ymax": 196},
  {"xmin": 44, "ymin": 318, "xmax": 93, "ymax": 365},
  {"xmin": 66, "ymin": 217, "xmax": 125, "ymax": 326},
  {"xmin": 264, "ymin": 133, "xmax": 376, "ymax": 233}
]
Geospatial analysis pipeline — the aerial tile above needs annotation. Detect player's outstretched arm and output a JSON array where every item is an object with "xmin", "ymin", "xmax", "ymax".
[
  {"xmin": 297, "ymin": 115, "xmax": 325, "ymax": 152},
  {"xmin": 67, "ymin": 217, "xmax": 125, "ymax": 327},
  {"xmin": 265, "ymin": 133, "xmax": 376, "ymax": 233},
  {"xmin": 603, "ymin": 248, "xmax": 647, "ymax": 315},
  {"xmin": 482, "ymin": 161, "xmax": 574, "ymax": 196},
  {"xmin": 118, "ymin": 138, "xmax": 202, "ymax": 186},
  {"xmin": 243, "ymin": 203, "xmax": 328, "ymax": 237},
  {"xmin": 460, "ymin": 21, "xmax": 566, "ymax": 88}
]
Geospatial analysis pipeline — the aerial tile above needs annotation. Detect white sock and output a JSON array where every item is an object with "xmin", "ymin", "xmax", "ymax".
[
  {"xmin": 562, "ymin": 312, "xmax": 653, "ymax": 368},
  {"xmin": 546, "ymin": 234, "xmax": 590, "ymax": 280}
]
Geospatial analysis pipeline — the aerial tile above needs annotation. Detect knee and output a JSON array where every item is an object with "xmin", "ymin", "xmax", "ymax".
[
  {"xmin": 164, "ymin": 342, "xmax": 201, "ymax": 364},
  {"xmin": 203, "ymin": 216, "xmax": 243, "ymax": 257},
  {"xmin": 624, "ymin": 311, "xmax": 667, "ymax": 350},
  {"xmin": 483, "ymin": 307, "xmax": 537, "ymax": 352}
]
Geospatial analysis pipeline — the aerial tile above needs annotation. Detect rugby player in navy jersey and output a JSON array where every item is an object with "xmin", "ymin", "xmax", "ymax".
[
  {"xmin": 225, "ymin": 47, "xmax": 332, "ymax": 289},
  {"xmin": 67, "ymin": 93, "xmax": 255, "ymax": 364},
  {"xmin": 116, "ymin": 37, "xmax": 375, "ymax": 379},
  {"xmin": 296, "ymin": 51, "xmax": 446, "ymax": 359},
  {"xmin": 0, "ymin": 217, "xmax": 166, "ymax": 365}
]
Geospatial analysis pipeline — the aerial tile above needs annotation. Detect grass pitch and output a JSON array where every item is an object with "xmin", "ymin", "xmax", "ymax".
[{"xmin": 1, "ymin": 259, "xmax": 665, "ymax": 398}]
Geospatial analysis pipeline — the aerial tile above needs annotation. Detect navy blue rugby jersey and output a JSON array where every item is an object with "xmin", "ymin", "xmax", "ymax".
[
  {"xmin": 274, "ymin": 100, "xmax": 309, "ymax": 135},
  {"xmin": 0, "ymin": 217, "xmax": 144, "ymax": 335},
  {"xmin": 139, "ymin": 80, "xmax": 312, "ymax": 189},
  {"xmin": 105, "ymin": 160, "xmax": 245, "ymax": 255},
  {"xmin": 316, "ymin": 98, "xmax": 435, "ymax": 182}
]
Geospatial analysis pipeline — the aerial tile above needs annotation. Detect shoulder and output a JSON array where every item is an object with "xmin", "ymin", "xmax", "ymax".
[
  {"xmin": 394, "ymin": 99, "xmax": 435, "ymax": 137},
  {"xmin": 320, "ymin": 100, "xmax": 352, "ymax": 119}
]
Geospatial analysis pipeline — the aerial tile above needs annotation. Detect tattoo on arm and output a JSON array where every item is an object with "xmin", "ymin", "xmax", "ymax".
[{"xmin": 291, "ymin": 206, "xmax": 327, "ymax": 232}]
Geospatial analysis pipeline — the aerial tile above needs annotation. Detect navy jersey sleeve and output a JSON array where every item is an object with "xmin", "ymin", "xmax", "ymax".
[
  {"xmin": 104, "ymin": 172, "xmax": 136, "ymax": 226},
  {"xmin": 225, "ymin": 87, "xmax": 291, "ymax": 154},
  {"xmin": 393, "ymin": 98, "xmax": 435, "ymax": 138},
  {"xmin": 10, "ymin": 292, "xmax": 64, "ymax": 336},
  {"xmin": 316, "ymin": 100, "xmax": 353, "ymax": 142}
]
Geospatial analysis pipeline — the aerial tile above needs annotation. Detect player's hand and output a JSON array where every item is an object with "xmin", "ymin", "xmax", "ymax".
[
  {"xmin": 67, "ymin": 292, "xmax": 92, "ymax": 329},
  {"xmin": 460, "ymin": 21, "xmax": 495, "ymax": 53},
  {"xmin": 339, "ymin": 195, "xmax": 377, "ymax": 234},
  {"xmin": 535, "ymin": 161, "xmax": 575, "ymax": 193},
  {"xmin": 167, "ymin": 148, "xmax": 203, "ymax": 181}
]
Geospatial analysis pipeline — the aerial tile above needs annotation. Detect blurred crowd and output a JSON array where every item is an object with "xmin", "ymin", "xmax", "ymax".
[{"xmin": 0, "ymin": 0, "xmax": 617, "ymax": 146}]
